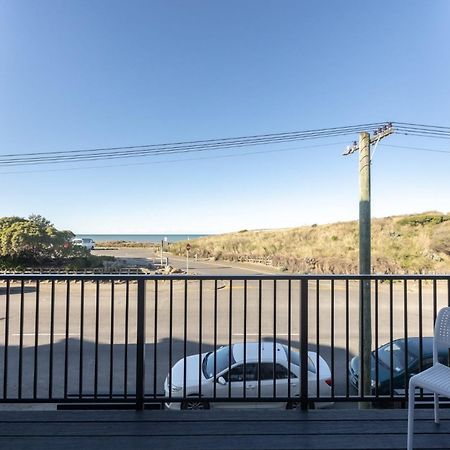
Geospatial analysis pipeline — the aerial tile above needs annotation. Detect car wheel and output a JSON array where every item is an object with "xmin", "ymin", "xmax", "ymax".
[
  {"xmin": 286, "ymin": 400, "xmax": 299, "ymax": 410},
  {"xmin": 181, "ymin": 399, "xmax": 210, "ymax": 410},
  {"xmin": 286, "ymin": 400, "xmax": 315, "ymax": 410}
]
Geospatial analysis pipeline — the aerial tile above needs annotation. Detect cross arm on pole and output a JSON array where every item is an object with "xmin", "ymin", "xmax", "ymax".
[{"xmin": 343, "ymin": 122, "xmax": 394, "ymax": 156}]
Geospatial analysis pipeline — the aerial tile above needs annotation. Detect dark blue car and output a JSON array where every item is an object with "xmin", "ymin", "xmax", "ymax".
[{"xmin": 349, "ymin": 337, "xmax": 449, "ymax": 395}]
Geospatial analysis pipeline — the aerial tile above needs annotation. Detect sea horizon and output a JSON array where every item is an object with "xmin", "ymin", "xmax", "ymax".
[{"xmin": 76, "ymin": 233, "xmax": 210, "ymax": 243}]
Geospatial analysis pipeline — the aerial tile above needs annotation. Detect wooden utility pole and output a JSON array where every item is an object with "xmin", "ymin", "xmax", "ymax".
[
  {"xmin": 343, "ymin": 123, "xmax": 394, "ymax": 407},
  {"xmin": 359, "ymin": 131, "xmax": 372, "ymax": 405}
]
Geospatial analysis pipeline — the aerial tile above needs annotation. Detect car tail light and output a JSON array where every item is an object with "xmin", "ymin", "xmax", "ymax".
[{"xmin": 325, "ymin": 378, "xmax": 333, "ymax": 387}]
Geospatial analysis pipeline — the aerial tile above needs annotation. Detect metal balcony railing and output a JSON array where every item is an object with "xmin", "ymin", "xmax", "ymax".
[{"xmin": 0, "ymin": 274, "xmax": 449, "ymax": 410}]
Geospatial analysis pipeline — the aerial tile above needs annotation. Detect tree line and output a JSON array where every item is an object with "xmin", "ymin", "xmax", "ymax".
[{"xmin": 0, "ymin": 215, "xmax": 105, "ymax": 269}]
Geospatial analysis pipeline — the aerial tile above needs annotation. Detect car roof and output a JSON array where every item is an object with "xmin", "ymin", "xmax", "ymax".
[{"xmin": 232, "ymin": 342, "xmax": 287, "ymax": 364}]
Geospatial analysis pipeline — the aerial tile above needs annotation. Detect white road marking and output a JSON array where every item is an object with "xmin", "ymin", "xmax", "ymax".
[
  {"xmin": 232, "ymin": 333, "xmax": 300, "ymax": 336},
  {"xmin": 11, "ymin": 333, "xmax": 79, "ymax": 337}
]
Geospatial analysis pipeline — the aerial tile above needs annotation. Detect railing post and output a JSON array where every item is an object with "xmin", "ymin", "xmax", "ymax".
[
  {"xmin": 136, "ymin": 278, "xmax": 146, "ymax": 410},
  {"xmin": 300, "ymin": 278, "xmax": 309, "ymax": 411}
]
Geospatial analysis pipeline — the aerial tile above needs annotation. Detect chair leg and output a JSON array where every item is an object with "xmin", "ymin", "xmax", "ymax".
[
  {"xmin": 407, "ymin": 384, "xmax": 415, "ymax": 450},
  {"xmin": 434, "ymin": 393, "xmax": 439, "ymax": 424}
]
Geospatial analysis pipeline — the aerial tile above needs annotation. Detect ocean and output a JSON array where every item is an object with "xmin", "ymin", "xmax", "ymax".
[{"xmin": 76, "ymin": 234, "xmax": 208, "ymax": 243}]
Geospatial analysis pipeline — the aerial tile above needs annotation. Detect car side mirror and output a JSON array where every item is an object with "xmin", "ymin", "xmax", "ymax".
[{"xmin": 217, "ymin": 376, "xmax": 227, "ymax": 385}]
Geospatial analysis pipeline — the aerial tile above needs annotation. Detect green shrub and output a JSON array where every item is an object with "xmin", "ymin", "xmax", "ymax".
[
  {"xmin": 0, "ymin": 214, "xmax": 114, "ymax": 269},
  {"xmin": 397, "ymin": 213, "xmax": 450, "ymax": 227}
]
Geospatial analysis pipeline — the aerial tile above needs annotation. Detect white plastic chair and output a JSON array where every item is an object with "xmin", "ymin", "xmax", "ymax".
[{"xmin": 407, "ymin": 307, "xmax": 450, "ymax": 450}]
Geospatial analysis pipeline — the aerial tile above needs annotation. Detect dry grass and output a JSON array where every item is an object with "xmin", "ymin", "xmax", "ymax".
[{"xmin": 169, "ymin": 212, "xmax": 450, "ymax": 274}]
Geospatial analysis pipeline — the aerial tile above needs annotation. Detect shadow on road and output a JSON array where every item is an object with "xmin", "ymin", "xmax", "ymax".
[
  {"xmin": 0, "ymin": 337, "xmax": 356, "ymax": 404},
  {"xmin": 0, "ymin": 286, "xmax": 37, "ymax": 296}
]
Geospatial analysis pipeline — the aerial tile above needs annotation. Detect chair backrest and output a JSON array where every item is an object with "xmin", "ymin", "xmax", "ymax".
[{"xmin": 434, "ymin": 307, "xmax": 450, "ymax": 364}]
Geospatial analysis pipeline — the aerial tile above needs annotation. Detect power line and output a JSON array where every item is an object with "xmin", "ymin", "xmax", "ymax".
[
  {"xmin": 392, "ymin": 122, "xmax": 450, "ymax": 139},
  {"xmin": 394, "ymin": 122, "xmax": 450, "ymax": 131},
  {"xmin": 1, "ymin": 121, "xmax": 449, "ymax": 168},
  {"xmin": 0, "ymin": 123, "xmax": 388, "ymax": 167},
  {"xmin": 0, "ymin": 125, "xmax": 385, "ymax": 164},
  {"xmin": 382, "ymin": 143, "xmax": 450, "ymax": 154},
  {"xmin": 0, "ymin": 141, "xmax": 348, "ymax": 175},
  {"xmin": 0, "ymin": 122, "xmax": 386, "ymax": 158},
  {"xmin": 0, "ymin": 133, "xmax": 370, "ymax": 166},
  {"xmin": 395, "ymin": 132, "xmax": 450, "ymax": 140}
]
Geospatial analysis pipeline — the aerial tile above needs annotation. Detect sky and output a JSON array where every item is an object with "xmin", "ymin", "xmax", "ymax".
[{"xmin": 0, "ymin": 0, "xmax": 449, "ymax": 234}]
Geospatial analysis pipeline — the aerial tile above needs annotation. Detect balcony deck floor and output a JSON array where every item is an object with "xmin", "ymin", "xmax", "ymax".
[{"xmin": 0, "ymin": 408, "xmax": 448, "ymax": 449}]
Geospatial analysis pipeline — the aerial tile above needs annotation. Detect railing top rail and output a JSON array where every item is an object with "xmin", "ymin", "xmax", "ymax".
[{"xmin": 0, "ymin": 273, "xmax": 450, "ymax": 281}]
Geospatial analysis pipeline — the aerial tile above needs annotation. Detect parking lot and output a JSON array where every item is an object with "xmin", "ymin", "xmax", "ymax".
[{"xmin": 0, "ymin": 274, "xmax": 444, "ymax": 404}]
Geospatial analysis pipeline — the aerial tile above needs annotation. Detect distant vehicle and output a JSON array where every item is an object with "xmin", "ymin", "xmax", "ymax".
[
  {"xmin": 349, "ymin": 337, "xmax": 449, "ymax": 395},
  {"xmin": 164, "ymin": 341, "xmax": 332, "ymax": 410},
  {"xmin": 72, "ymin": 238, "xmax": 95, "ymax": 251}
]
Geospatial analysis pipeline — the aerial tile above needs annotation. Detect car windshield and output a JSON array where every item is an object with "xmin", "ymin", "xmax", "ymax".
[
  {"xmin": 377, "ymin": 341, "xmax": 415, "ymax": 372},
  {"xmin": 281, "ymin": 345, "xmax": 316, "ymax": 373},
  {"xmin": 203, "ymin": 346, "xmax": 235, "ymax": 379}
]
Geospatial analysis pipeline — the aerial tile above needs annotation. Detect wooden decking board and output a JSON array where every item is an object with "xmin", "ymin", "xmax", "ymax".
[
  {"xmin": 0, "ymin": 408, "xmax": 448, "ymax": 422},
  {"xmin": 0, "ymin": 409, "xmax": 447, "ymax": 449},
  {"xmin": 0, "ymin": 434, "xmax": 448, "ymax": 450},
  {"xmin": 0, "ymin": 419, "xmax": 448, "ymax": 436}
]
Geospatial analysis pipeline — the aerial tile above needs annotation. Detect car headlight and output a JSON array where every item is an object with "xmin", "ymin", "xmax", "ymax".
[{"xmin": 371, "ymin": 379, "xmax": 376, "ymax": 388}]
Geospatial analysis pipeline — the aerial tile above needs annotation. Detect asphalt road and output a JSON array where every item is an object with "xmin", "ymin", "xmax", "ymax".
[
  {"xmin": 0, "ymin": 249, "xmax": 444, "ymax": 407},
  {"xmin": 93, "ymin": 247, "xmax": 277, "ymax": 276}
]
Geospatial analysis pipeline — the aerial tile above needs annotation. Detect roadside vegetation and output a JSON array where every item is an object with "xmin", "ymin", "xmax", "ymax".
[
  {"xmin": 168, "ymin": 212, "xmax": 450, "ymax": 274},
  {"xmin": 0, "ymin": 215, "xmax": 113, "ymax": 270},
  {"xmin": 95, "ymin": 240, "xmax": 156, "ymax": 249}
]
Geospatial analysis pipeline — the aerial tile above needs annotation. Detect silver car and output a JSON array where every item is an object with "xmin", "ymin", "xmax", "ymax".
[{"xmin": 164, "ymin": 341, "xmax": 332, "ymax": 410}]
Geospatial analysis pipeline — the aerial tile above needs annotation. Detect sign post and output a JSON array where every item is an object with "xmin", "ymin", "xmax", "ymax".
[{"xmin": 186, "ymin": 243, "xmax": 191, "ymax": 274}]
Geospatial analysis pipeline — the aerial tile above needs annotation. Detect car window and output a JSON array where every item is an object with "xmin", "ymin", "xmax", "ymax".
[
  {"xmin": 257, "ymin": 363, "xmax": 292, "ymax": 380},
  {"xmin": 223, "ymin": 366, "xmax": 241, "ymax": 382},
  {"xmin": 258, "ymin": 363, "xmax": 274, "ymax": 380},
  {"xmin": 225, "ymin": 363, "xmax": 258, "ymax": 382},
  {"xmin": 228, "ymin": 365, "xmax": 243, "ymax": 382},
  {"xmin": 275, "ymin": 364, "xmax": 289, "ymax": 380},
  {"xmin": 245, "ymin": 363, "xmax": 258, "ymax": 381}
]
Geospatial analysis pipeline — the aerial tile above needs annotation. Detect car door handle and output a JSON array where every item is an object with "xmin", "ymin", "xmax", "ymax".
[{"xmin": 247, "ymin": 385, "xmax": 256, "ymax": 390}]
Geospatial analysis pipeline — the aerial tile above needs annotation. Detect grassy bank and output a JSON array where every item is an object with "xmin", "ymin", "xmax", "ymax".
[{"xmin": 168, "ymin": 212, "xmax": 450, "ymax": 274}]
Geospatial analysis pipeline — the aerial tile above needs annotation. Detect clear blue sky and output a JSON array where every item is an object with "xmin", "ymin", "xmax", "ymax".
[{"xmin": 1, "ymin": 1, "xmax": 449, "ymax": 234}]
